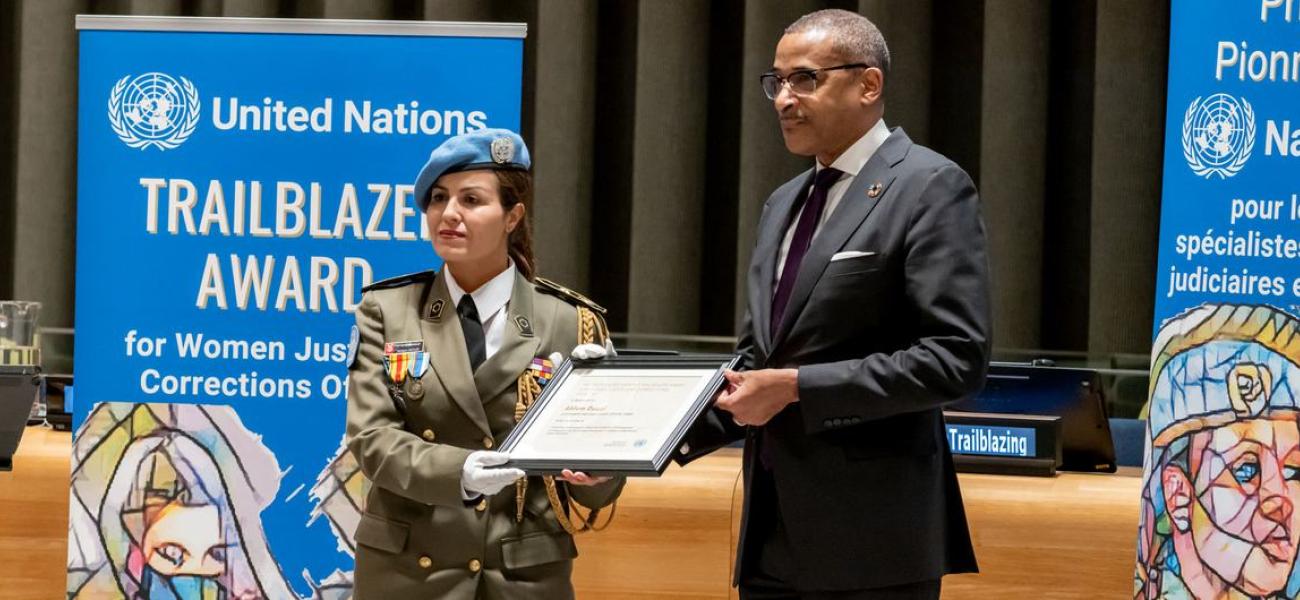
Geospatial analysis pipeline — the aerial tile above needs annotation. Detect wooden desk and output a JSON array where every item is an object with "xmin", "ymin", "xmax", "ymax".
[
  {"xmin": 0, "ymin": 426, "xmax": 72, "ymax": 600},
  {"xmin": 574, "ymin": 453, "xmax": 1141, "ymax": 599},
  {"xmin": 573, "ymin": 450, "xmax": 744, "ymax": 599},
  {"xmin": 1, "ymin": 428, "xmax": 1140, "ymax": 599},
  {"xmin": 943, "ymin": 468, "xmax": 1141, "ymax": 599}
]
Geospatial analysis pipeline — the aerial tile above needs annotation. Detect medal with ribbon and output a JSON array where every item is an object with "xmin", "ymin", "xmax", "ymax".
[
  {"xmin": 383, "ymin": 340, "xmax": 424, "ymax": 385},
  {"xmin": 407, "ymin": 351, "xmax": 430, "ymax": 380},
  {"xmin": 383, "ymin": 353, "xmax": 411, "ymax": 385}
]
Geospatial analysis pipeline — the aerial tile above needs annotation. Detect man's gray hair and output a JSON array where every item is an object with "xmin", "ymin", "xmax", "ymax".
[{"xmin": 786, "ymin": 9, "xmax": 890, "ymax": 78}]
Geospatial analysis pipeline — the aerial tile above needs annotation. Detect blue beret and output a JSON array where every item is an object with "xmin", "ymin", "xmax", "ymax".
[{"xmin": 414, "ymin": 128, "xmax": 531, "ymax": 209}]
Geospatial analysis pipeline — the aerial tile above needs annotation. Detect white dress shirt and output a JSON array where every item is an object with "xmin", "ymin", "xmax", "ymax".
[
  {"xmin": 775, "ymin": 119, "xmax": 890, "ymax": 285},
  {"xmin": 444, "ymin": 260, "xmax": 516, "ymax": 360}
]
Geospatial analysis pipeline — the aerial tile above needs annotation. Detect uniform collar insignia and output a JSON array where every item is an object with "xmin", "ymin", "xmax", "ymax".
[
  {"xmin": 427, "ymin": 298, "xmax": 445, "ymax": 321},
  {"xmin": 515, "ymin": 315, "xmax": 533, "ymax": 337}
]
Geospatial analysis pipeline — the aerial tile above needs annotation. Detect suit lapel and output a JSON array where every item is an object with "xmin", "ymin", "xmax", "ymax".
[
  {"xmin": 771, "ymin": 130, "xmax": 911, "ymax": 349},
  {"xmin": 419, "ymin": 272, "xmax": 491, "ymax": 437},
  {"xmin": 752, "ymin": 169, "xmax": 814, "ymax": 355},
  {"xmin": 473, "ymin": 271, "xmax": 542, "ymax": 403}
]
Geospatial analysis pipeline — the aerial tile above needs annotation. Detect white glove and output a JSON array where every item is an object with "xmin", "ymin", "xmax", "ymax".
[
  {"xmin": 461, "ymin": 451, "xmax": 525, "ymax": 498},
  {"xmin": 570, "ymin": 340, "xmax": 616, "ymax": 360}
]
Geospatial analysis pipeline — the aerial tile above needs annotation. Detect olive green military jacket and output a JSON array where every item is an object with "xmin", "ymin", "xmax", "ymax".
[{"xmin": 346, "ymin": 269, "xmax": 624, "ymax": 600}]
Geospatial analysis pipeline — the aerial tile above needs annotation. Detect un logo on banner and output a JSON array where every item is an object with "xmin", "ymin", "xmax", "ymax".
[
  {"xmin": 107, "ymin": 72, "xmax": 200, "ymax": 151},
  {"xmin": 1182, "ymin": 93, "xmax": 1255, "ymax": 179}
]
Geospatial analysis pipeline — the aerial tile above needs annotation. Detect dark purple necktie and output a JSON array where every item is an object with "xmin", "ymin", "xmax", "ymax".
[{"xmin": 770, "ymin": 167, "xmax": 842, "ymax": 340}]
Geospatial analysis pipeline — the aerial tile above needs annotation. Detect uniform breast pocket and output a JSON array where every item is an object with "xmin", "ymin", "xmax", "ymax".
[
  {"xmin": 501, "ymin": 530, "xmax": 579, "ymax": 570},
  {"xmin": 823, "ymin": 252, "xmax": 883, "ymax": 278},
  {"xmin": 354, "ymin": 512, "xmax": 411, "ymax": 554}
]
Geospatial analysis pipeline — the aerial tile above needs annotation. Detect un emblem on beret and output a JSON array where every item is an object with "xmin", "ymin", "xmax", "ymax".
[
  {"xmin": 491, "ymin": 136, "xmax": 515, "ymax": 164},
  {"xmin": 108, "ymin": 72, "xmax": 200, "ymax": 151}
]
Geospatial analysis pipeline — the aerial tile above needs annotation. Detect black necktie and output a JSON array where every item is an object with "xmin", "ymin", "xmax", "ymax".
[
  {"xmin": 457, "ymin": 296, "xmax": 486, "ymax": 371},
  {"xmin": 771, "ymin": 167, "xmax": 843, "ymax": 340}
]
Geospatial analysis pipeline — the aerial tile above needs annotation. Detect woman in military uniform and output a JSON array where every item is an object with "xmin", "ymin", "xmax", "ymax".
[{"xmin": 345, "ymin": 128, "xmax": 623, "ymax": 599}]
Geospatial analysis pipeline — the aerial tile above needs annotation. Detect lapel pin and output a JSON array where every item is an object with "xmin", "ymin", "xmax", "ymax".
[
  {"xmin": 427, "ymin": 298, "xmax": 445, "ymax": 321},
  {"xmin": 867, "ymin": 182, "xmax": 883, "ymax": 198}
]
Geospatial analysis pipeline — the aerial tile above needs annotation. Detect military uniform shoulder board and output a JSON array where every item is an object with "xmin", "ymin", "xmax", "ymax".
[
  {"xmin": 361, "ymin": 269, "xmax": 437, "ymax": 294},
  {"xmin": 534, "ymin": 276, "xmax": 606, "ymax": 314}
]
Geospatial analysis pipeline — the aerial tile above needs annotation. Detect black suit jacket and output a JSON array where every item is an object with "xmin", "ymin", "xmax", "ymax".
[{"xmin": 682, "ymin": 128, "xmax": 990, "ymax": 590}]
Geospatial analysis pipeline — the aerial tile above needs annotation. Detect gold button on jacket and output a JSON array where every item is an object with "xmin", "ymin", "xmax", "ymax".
[{"xmin": 347, "ymin": 270, "xmax": 624, "ymax": 600}]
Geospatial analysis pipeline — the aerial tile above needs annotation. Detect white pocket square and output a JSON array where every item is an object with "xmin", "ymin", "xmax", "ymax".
[{"xmin": 830, "ymin": 250, "xmax": 876, "ymax": 262}]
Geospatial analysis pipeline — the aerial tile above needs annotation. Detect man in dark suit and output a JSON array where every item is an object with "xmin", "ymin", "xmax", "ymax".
[{"xmin": 680, "ymin": 9, "xmax": 991, "ymax": 599}]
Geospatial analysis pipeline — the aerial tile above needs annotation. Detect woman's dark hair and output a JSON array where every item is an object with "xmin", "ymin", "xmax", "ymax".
[{"xmin": 495, "ymin": 169, "xmax": 535, "ymax": 280}]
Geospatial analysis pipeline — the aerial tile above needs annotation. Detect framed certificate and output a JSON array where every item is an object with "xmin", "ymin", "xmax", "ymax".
[{"xmin": 500, "ymin": 354, "xmax": 741, "ymax": 476}]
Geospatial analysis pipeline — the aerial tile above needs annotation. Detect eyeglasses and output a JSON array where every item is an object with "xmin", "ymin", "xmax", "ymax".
[{"xmin": 759, "ymin": 63, "xmax": 870, "ymax": 100}]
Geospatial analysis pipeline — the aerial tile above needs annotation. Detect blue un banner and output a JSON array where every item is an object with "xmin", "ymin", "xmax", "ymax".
[
  {"xmin": 1139, "ymin": 2, "xmax": 1300, "ymax": 598},
  {"xmin": 70, "ymin": 18, "xmax": 522, "ymax": 599}
]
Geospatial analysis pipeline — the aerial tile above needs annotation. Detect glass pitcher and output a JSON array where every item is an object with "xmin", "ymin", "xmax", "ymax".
[{"xmin": 0, "ymin": 301, "xmax": 41, "ymax": 348}]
